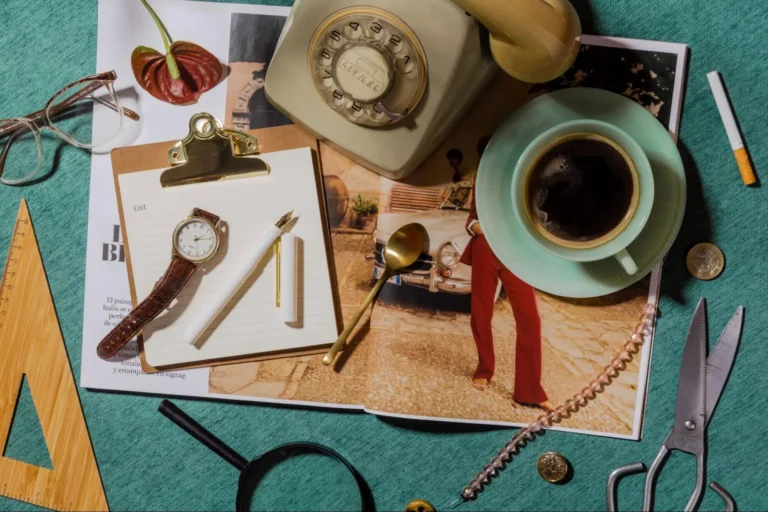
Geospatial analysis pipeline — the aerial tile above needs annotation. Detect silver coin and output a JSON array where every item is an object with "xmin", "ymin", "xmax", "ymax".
[{"xmin": 686, "ymin": 243, "xmax": 725, "ymax": 281}]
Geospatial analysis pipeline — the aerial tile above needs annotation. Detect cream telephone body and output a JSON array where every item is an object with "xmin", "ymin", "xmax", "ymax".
[{"xmin": 266, "ymin": 0, "xmax": 581, "ymax": 180}]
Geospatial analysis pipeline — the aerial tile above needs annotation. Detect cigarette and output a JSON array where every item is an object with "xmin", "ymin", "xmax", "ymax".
[{"xmin": 707, "ymin": 71, "xmax": 756, "ymax": 185}]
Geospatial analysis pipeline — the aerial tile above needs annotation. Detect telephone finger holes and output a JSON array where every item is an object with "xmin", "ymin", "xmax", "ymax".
[
  {"xmin": 320, "ymin": 48, "xmax": 333, "ymax": 66},
  {"xmin": 320, "ymin": 72, "xmax": 335, "ymax": 89},
  {"xmin": 344, "ymin": 21, "xmax": 363, "ymax": 40},
  {"xmin": 328, "ymin": 29, "xmax": 345, "ymax": 49},
  {"xmin": 396, "ymin": 54, "xmax": 415, "ymax": 74},
  {"xmin": 367, "ymin": 21, "xmax": 385, "ymax": 41},
  {"xmin": 350, "ymin": 102, "xmax": 364, "ymax": 119},
  {"xmin": 332, "ymin": 90, "xmax": 346, "ymax": 107},
  {"xmin": 385, "ymin": 34, "xmax": 404, "ymax": 54},
  {"xmin": 370, "ymin": 104, "xmax": 387, "ymax": 121}
]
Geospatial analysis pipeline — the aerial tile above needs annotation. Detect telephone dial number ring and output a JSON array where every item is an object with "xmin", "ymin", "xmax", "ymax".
[{"xmin": 309, "ymin": 7, "xmax": 428, "ymax": 127}]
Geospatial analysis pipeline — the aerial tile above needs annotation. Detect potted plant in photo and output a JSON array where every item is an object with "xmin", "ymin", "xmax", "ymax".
[{"xmin": 352, "ymin": 194, "xmax": 378, "ymax": 232}]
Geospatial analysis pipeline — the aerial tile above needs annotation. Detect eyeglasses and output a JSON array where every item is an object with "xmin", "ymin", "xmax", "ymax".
[{"xmin": 0, "ymin": 71, "xmax": 140, "ymax": 186}]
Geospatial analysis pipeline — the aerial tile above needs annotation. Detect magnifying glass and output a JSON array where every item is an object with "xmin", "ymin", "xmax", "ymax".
[{"xmin": 158, "ymin": 400, "xmax": 375, "ymax": 512}]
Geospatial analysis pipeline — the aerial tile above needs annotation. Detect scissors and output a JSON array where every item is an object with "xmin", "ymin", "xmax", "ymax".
[{"xmin": 606, "ymin": 298, "xmax": 743, "ymax": 512}]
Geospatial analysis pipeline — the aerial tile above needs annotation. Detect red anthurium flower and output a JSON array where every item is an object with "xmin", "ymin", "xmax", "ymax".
[{"xmin": 131, "ymin": 0, "xmax": 223, "ymax": 105}]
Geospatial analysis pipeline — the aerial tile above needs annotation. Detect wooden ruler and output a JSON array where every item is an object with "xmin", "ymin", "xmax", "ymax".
[{"xmin": 0, "ymin": 200, "xmax": 108, "ymax": 511}]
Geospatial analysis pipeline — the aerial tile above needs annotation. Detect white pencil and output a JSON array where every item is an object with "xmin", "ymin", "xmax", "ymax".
[
  {"xmin": 707, "ymin": 71, "xmax": 756, "ymax": 185},
  {"xmin": 184, "ymin": 211, "xmax": 294, "ymax": 347}
]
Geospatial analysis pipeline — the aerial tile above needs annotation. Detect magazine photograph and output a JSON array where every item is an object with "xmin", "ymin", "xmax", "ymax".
[{"xmin": 207, "ymin": 27, "xmax": 688, "ymax": 438}]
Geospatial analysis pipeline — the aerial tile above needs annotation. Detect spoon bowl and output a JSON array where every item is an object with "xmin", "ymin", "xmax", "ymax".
[{"xmin": 383, "ymin": 223, "xmax": 427, "ymax": 271}]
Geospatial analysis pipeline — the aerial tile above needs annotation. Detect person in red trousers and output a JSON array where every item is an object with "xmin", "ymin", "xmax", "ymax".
[{"xmin": 459, "ymin": 137, "xmax": 553, "ymax": 411}]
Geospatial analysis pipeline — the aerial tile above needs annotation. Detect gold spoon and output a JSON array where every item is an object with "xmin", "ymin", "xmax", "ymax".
[{"xmin": 323, "ymin": 223, "xmax": 427, "ymax": 366}]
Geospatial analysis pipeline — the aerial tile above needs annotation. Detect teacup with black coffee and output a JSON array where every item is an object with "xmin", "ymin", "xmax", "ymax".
[
  {"xmin": 524, "ymin": 133, "xmax": 639, "ymax": 249},
  {"xmin": 512, "ymin": 120, "xmax": 655, "ymax": 275}
]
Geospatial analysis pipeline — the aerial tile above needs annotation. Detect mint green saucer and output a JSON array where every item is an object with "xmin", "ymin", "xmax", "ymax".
[{"xmin": 476, "ymin": 88, "xmax": 686, "ymax": 298}]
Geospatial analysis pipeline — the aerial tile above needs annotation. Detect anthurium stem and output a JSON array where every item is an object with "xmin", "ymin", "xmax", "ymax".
[{"xmin": 140, "ymin": 0, "xmax": 181, "ymax": 80}]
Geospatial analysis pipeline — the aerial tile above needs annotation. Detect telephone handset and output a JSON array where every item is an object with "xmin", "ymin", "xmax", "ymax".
[
  {"xmin": 454, "ymin": 0, "xmax": 581, "ymax": 83},
  {"xmin": 266, "ymin": 0, "xmax": 581, "ymax": 180}
]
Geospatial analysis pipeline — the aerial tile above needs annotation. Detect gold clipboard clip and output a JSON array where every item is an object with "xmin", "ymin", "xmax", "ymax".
[{"xmin": 160, "ymin": 112, "xmax": 270, "ymax": 188}]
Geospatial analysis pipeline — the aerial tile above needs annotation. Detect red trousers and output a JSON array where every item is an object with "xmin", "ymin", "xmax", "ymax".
[{"xmin": 470, "ymin": 236, "xmax": 548, "ymax": 404}]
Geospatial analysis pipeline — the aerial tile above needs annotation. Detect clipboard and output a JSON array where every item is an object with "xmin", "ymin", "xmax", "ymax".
[{"xmin": 111, "ymin": 115, "xmax": 342, "ymax": 373}]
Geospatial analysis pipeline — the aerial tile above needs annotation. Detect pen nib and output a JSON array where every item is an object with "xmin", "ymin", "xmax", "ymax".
[{"xmin": 276, "ymin": 211, "xmax": 294, "ymax": 229}]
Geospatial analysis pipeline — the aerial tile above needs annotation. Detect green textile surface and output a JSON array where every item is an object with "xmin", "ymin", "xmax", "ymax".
[{"xmin": 0, "ymin": 0, "xmax": 766, "ymax": 510}]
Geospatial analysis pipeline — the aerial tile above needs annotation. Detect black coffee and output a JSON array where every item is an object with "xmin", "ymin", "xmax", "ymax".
[{"xmin": 527, "ymin": 137, "xmax": 635, "ymax": 243}]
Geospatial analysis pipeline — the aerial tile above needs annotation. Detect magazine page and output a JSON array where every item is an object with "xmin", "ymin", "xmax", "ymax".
[
  {"xmin": 359, "ymin": 36, "xmax": 686, "ymax": 437},
  {"xmin": 211, "ymin": 33, "xmax": 686, "ymax": 439}
]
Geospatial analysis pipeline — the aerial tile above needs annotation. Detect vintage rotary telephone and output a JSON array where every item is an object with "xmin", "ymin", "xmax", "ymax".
[{"xmin": 265, "ymin": 0, "xmax": 581, "ymax": 180}]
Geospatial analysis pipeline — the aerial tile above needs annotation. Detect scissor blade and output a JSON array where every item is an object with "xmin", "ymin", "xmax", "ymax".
[
  {"xmin": 667, "ymin": 298, "xmax": 707, "ymax": 453},
  {"xmin": 705, "ymin": 307, "xmax": 743, "ymax": 425}
]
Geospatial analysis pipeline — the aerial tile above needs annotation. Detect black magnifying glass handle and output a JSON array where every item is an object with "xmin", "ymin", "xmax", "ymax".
[{"xmin": 159, "ymin": 400, "xmax": 248, "ymax": 471}]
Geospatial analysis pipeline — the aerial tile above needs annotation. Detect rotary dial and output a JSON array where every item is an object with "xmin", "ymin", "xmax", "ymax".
[{"xmin": 309, "ymin": 7, "xmax": 428, "ymax": 127}]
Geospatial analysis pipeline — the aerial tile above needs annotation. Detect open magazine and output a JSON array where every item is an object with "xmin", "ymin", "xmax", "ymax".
[{"xmin": 82, "ymin": 3, "xmax": 688, "ymax": 441}]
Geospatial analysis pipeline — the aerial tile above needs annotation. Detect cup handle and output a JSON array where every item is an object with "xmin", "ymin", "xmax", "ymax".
[{"xmin": 614, "ymin": 249, "xmax": 638, "ymax": 275}]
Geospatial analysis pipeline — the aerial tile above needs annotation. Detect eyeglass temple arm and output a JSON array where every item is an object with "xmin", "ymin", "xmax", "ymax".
[
  {"xmin": 0, "ymin": 120, "xmax": 33, "ymax": 138},
  {"xmin": 0, "ymin": 82, "xmax": 140, "ymax": 138},
  {"xmin": 46, "ymin": 81, "xmax": 141, "ymax": 121}
]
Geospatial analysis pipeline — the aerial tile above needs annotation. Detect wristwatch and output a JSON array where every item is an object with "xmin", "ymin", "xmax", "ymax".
[{"xmin": 96, "ymin": 208, "xmax": 222, "ymax": 360}]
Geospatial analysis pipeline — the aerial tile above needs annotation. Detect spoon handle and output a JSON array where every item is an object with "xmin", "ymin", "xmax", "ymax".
[{"xmin": 323, "ymin": 270, "xmax": 390, "ymax": 365}]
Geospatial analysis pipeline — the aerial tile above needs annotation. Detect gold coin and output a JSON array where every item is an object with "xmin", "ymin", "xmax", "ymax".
[
  {"xmin": 537, "ymin": 451, "xmax": 569, "ymax": 483},
  {"xmin": 405, "ymin": 499, "xmax": 436, "ymax": 512},
  {"xmin": 686, "ymin": 243, "xmax": 725, "ymax": 281}
]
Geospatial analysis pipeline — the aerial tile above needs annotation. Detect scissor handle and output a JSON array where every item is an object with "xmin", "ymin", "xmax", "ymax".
[
  {"xmin": 684, "ymin": 454, "xmax": 706, "ymax": 512},
  {"xmin": 642, "ymin": 445, "xmax": 705, "ymax": 512},
  {"xmin": 606, "ymin": 462, "xmax": 646, "ymax": 512},
  {"xmin": 710, "ymin": 482, "xmax": 736, "ymax": 512},
  {"xmin": 642, "ymin": 445, "xmax": 670, "ymax": 511},
  {"xmin": 608, "ymin": 458, "xmax": 734, "ymax": 512}
]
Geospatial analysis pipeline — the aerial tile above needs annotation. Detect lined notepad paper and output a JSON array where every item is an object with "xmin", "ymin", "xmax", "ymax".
[{"xmin": 118, "ymin": 147, "xmax": 338, "ymax": 368}]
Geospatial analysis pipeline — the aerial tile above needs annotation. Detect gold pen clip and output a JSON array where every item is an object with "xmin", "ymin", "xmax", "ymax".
[{"xmin": 160, "ymin": 112, "xmax": 270, "ymax": 188}]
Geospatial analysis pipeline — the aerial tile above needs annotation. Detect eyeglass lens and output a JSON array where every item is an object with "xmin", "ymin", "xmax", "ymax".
[
  {"xmin": 0, "ymin": 120, "xmax": 43, "ymax": 185},
  {"xmin": 47, "ymin": 79, "xmax": 124, "ymax": 148}
]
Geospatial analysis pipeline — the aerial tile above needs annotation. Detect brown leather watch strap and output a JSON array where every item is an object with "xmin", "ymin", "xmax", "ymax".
[
  {"xmin": 192, "ymin": 208, "xmax": 220, "ymax": 226},
  {"xmin": 96, "ymin": 257, "xmax": 198, "ymax": 360}
]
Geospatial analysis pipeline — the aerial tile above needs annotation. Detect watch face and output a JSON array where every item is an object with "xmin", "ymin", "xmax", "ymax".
[
  {"xmin": 309, "ymin": 7, "xmax": 428, "ymax": 127},
  {"xmin": 173, "ymin": 218, "xmax": 218, "ymax": 262}
]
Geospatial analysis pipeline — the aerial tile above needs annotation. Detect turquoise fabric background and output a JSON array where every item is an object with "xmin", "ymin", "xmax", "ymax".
[{"xmin": 0, "ymin": 0, "xmax": 766, "ymax": 510}]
